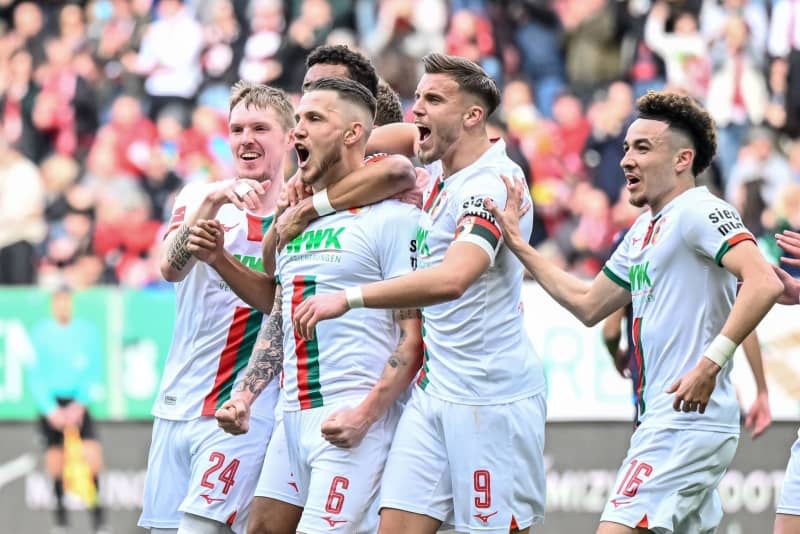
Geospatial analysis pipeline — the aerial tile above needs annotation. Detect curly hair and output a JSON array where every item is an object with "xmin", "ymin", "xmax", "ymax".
[
  {"xmin": 375, "ymin": 81, "xmax": 403, "ymax": 126},
  {"xmin": 636, "ymin": 91, "xmax": 717, "ymax": 177},
  {"xmin": 306, "ymin": 45, "xmax": 379, "ymax": 98}
]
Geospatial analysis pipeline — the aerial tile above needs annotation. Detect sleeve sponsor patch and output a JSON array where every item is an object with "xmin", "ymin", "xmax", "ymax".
[{"xmin": 706, "ymin": 207, "xmax": 747, "ymax": 237}]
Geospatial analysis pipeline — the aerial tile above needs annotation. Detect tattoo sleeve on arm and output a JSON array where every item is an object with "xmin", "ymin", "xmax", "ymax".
[
  {"xmin": 167, "ymin": 223, "xmax": 193, "ymax": 270},
  {"xmin": 237, "ymin": 289, "xmax": 284, "ymax": 397}
]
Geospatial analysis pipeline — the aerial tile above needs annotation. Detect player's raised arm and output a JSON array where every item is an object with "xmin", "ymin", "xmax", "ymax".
[
  {"xmin": 321, "ymin": 309, "xmax": 422, "ymax": 448},
  {"xmin": 187, "ymin": 218, "xmax": 277, "ymax": 314},
  {"xmin": 216, "ymin": 288, "xmax": 284, "ymax": 435},
  {"xmin": 273, "ymin": 154, "xmax": 417, "ymax": 248},
  {"xmin": 365, "ymin": 122, "xmax": 419, "ymax": 157},
  {"xmin": 160, "ymin": 179, "xmax": 267, "ymax": 283},
  {"xmin": 485, "ymin": 174, "xmax": 631, "ymax": 326}
]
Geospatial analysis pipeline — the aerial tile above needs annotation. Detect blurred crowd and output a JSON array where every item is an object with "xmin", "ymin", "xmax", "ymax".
[{"xmin": 1, "ymin": 0, "xmax": 799, "ymax": 288}]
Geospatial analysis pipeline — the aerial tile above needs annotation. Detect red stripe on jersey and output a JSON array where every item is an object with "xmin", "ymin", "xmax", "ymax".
[
  {"xmin": 423, "ymin": 176, "xmax": 444, "ymax": 213},
  {"xmin": 201, "ymin": 307, "xmax": 250, "ymax": 416},
  {"xmin": 246, "ymin": 213, "xmax": 264, "ymax": 241},
  {"xmin": 637, "ymin": 515, "xmax": 649, "ymax": 528},
  {"xmin": 364, "ymin": 152, "xmax": 390, "ymax": 165},
  {"xmin": 164, "ymin": 205, "xmax": 187, "ymax": 239}
]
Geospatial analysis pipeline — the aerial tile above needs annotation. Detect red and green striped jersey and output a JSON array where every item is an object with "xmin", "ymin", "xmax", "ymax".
[
  {"xmin": 154, "ymin": 183, "xmax": 279, "ymax": 421},
  {"xmin": 277, "ymin": 201, "xmax": 419, "ymax": 411},
  {"xmin": 603, "ymin": 186, "xmax": 754, "ymax": 433}
]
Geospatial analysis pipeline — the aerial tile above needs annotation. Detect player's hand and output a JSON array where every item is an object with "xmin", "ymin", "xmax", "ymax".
[
  {"xmin": 771, "ymin": 265, "xmax": 800, "ymax": 305},
  {"xmin": 612, "ymin": 349, "xmax": 631, "ymax": 379},
  {"xmin": 666, "ymin": 357, "xmax": 720, "ymax": 413},
  {"xmin": 46, "ymin": 408, "xmax": 68, "ymax": 431},
  {"xmin": 776, "ymin": 230, "xmax": 800, "ymax": 267},
  {"xmin": 745, "ymin": 391, "xmax": 772, "ymax": 438},
  {"xmin": 389, "ymin": 167, "xmax": 428, "ymax": 208},
  {"xmin": 483, "ymin": 174, "xmax": 530, "ymax": 252},
  {"xmin": 284, "ymin": 172, "xmax": 312, "ymax": 206},
  {"xmin": 215, "ymin": 397, "xmax": 251, "ymax": 435},
  {"xmin": 187, "ymin": 219, "xmax": 224, "ymax": 265},
  {"xmin": 293, "ymin": 292, "xmax": 349, "ymax": 340},
  {"xmin": 275, "ymin": 204, "xmax": 312, "ymax": 251},
  {"xmin": 320, "ymin": 407, "xmax": 372, "ymax": 448},
  {"xmin": 208, "ymin": 178, "xmax": 268, "ymax": 211}
]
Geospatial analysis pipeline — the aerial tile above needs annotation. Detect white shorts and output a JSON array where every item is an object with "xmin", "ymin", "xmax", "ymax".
[
  {"xmin": 283, "ymin": 401, "xmax": 402, "ymax": 533},
  {"xmin": 380, "ymin": 389, "xmax": 547, "ymax": 533},
  {"xmin": 138, "ymin": 414, "xmax": 274, "ymax": 533},
  {"xmin": 777, "ymin": 429, "xmax": 800, "ymax": 515},
  {"xmin": 253, "ymin": 418, "xmax": 303, "ymax": 506},
  {"xmin": 600, "ymin": 425, "xmax": 738, "ymax": 533}
]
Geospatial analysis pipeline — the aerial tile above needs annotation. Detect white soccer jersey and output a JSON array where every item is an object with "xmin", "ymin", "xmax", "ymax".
[
  {"xmin": 415, "ymin": 140, "xmax": 546, "ymax": 404},
  {"xmin": 153, "ymin": 183, "xmax": 279, "ymax": 421},
  {"xmin": 276, "ymin": 200, "xmax": 419, "ymax": 411},
  {"xmin": 604, "ymin": 186, "xmax": 755, "ymax": 432}
]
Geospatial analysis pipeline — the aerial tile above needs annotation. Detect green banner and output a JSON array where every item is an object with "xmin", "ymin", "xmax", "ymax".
[{"xmin": 0, "ymin": 288, "xmax": 175, "ymax": 420}]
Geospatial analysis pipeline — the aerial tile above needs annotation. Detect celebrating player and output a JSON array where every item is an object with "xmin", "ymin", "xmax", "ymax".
[
  {"xmin": 293, "ymin": 53, "xmax": 547, "ymax": 534},
  {"xmin": 485, "ymin": 91, "xmax": 782, "ymax": 534}
]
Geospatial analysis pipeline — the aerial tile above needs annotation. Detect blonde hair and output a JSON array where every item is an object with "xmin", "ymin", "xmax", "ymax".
[{"xmin": 229, "ymin": 81, "xmax": 295, "ymax": 132}]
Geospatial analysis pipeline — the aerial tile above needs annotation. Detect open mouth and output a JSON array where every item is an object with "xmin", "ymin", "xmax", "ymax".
[
  {"xmin": 295, "ymin": 143, "xmax": 310, "ymax": 168},
  {"xmin": 626, "ymin": 176, "xmax": 641, "ymax": 189},
  {"xmin": 240, "ymin": 151, "xmax": 260, "ymax": 161},
  {"xmin": 417, "ymin": 124, "xmax": 432, "ymax": 145}
]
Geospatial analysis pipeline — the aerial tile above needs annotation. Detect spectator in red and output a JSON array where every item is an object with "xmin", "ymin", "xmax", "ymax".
[
  {"xmin": 96, "ymin": 94, "xmax": 158, "ymax": 177},
  {"xmin": 446, "ymin": 9, "xmax": 501, "ymax": 81}
]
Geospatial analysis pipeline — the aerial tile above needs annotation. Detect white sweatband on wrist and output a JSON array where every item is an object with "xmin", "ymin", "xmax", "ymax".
[
  {"xmin": 345, "ymin": 287, "xmax": 365, "ymax": 309},
  {"xmin": 704, "ymin": 335, "xmax": 737, "ymax": 367},
  {"xmin": 312, "ymin": 189, "xmax": 335, "ymax": 216}
]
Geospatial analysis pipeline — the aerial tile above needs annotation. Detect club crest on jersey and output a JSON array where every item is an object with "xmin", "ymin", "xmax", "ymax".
[{"xmin": 649, "ymin": 217, "xmax": 667, "ymax": 246}]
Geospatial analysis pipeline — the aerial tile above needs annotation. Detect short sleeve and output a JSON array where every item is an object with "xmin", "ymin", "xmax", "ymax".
[
  {"xmin": 680, "ymin": 198, "xmax": 755, "ymax": 266},
  {"xmin": 452, "ymin": 173, "xmax": 511, "ymax": 263},
  {"xmin": 603, "ymin": 229, "xmax": 632, "ymax": 291},
  {"xmin": 375, "ymin": 203, "xmax": 421, "ymax": 280},
  {"xmin": 164, "ymin": 183, "xmax": 205, "ymax": 238}
]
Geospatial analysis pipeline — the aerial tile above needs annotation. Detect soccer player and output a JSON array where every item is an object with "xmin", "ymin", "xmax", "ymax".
[
  {"xmin": 772, "ymin": 229, "xmax": 800, "ymax": 534},
  {"xmin": 293, "ymin": 53, "xmax": 547, "ymax": 534},
  {"xmin": 191, "ymin": 46, "xmax": 415, "ymax": 534},
  {"xmin": 484, "ymin": 91, "xmax": 782, "ymax": 534},
  {"xmin": 137, "ymin": 82, "xmax": 296, "ymax": 534},
  {"xmin": 222, "ymin": 77, "xmax": 421, "ymax": 533}
]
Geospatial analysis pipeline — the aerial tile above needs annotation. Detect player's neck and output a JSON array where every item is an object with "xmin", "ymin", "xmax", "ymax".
[
  {"xmin": 441, "ymin": 132, "xmax": 492, "ymax": 178},
  {"xmin": 650, "ymin": 179, "xmax": 694, "ymax": 215},
  {"xmin": 311, "ymin": 151, "xmax": 364, "ymax": 192}
]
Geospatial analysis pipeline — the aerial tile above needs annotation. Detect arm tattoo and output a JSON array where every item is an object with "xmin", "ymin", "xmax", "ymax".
[
  {"xmin": 393, "ymin": 309, "xmax": 421, "ymax": 321},
  {"xmin": 167, "ymin": 223, "xmax": 193, "ymax": 271},
  {"xmin": 237, "ymin": 290, "xmax": 284, "ymax": 396}
]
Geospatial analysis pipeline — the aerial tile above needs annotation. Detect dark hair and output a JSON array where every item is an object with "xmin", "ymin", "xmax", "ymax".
[
  {"xmin": 636, "ymin": 91, "xmax": 717, "ymax": 177},
  {"xmin": 375, "ymin": 81, "xmax": 403, "ymax": 126},
  {"xmin": 305, "ymin": 77, "xmax": 377, "ymax": 120},
  {"xmin": 421, "ymin": 53, "xmax": 500, "ymax": 117},
  {"xmin": 306, "ymin": 45, "xmax": 379, "ymax": 98}
]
